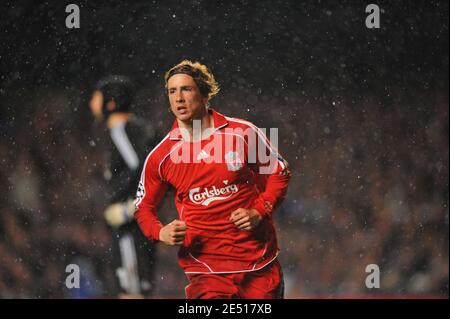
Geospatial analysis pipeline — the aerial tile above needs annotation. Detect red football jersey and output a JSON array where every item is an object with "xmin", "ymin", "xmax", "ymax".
[{"xmin": 134, "ymin": 109, "xmax": 291, "ymax": 274}]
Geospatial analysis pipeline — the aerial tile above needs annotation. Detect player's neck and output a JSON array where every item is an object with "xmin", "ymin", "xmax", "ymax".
[
  {"xmin": 107, "ymin": 113, "xmax": 130, "ymax": 128},
  {"xmin": 178, "ymin": 112, "xmax": 214, "ymax": 142}
]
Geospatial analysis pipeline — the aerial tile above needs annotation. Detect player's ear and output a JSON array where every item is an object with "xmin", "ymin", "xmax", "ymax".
[{"xmin": 203, "ymin": 96, "xmax": 209, "ymax": 108}]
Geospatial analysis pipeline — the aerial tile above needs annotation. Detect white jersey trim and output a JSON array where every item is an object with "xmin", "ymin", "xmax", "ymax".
[{"xmin": 184, "ymin": 251, "xmax": 279, "ymax": 274}]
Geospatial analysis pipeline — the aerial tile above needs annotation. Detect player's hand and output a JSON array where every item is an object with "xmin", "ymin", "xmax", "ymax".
[
  {"xmin": 159, "ymin": 219, "xmax": 187, "ymax": 246},
  {"xmin": 230, "ymin": 208, "xmax": 262, "ymax": 231}
]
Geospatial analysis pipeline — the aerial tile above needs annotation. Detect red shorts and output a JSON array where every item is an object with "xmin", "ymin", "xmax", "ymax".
[{"xmin": 185, "ymin": 259, "xmax": 284, "ymax": 299}]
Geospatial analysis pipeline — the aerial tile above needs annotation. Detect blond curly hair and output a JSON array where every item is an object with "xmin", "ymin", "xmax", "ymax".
[{"xmin": 165, "ymin": 60, "xmax": 220, "ymax": 102}]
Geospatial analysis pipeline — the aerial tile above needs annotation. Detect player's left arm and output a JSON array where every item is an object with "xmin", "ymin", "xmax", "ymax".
[{"xmin": 230, "ymin": 124, "xmax": 291, "ymax": 230}]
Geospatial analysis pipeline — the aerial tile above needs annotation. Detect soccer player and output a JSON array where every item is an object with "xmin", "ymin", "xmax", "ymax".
[
  {"xmin": 89, "ymin": 75, "xmax": 159, "ymax": 298},
  {"xmin": 134, "ymin": 61, "xmax": 291, "ymax": 299}
]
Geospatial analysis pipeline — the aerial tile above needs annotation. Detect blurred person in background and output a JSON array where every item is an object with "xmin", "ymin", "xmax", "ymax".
[{"xmin": 89, "ymin": 75, "xmax": 159, "ymax": 298}]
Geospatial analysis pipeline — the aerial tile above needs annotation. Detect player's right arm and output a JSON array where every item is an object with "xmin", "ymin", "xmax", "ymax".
[
  {"xmin": 134, "ymin": 150, "xmax": 187, "ymax": 245},
  {"xmin": 134, "ymin": 153, "xmax": 168, "ymax": 241}
]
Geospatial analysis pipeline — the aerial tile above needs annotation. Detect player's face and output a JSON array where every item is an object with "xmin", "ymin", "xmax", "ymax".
[
  {"xmin": 167, "ymin": 73, "xmax": 208, "ymax": 123},
  {"xmin": 89, "ymin": 90, "xmax": 103, "ymax": 120}
]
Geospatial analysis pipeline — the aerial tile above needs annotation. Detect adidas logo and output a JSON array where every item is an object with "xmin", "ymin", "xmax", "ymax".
[{"xmin": 196, "ymin": 149, "xmax": 210, "ymax": 161}]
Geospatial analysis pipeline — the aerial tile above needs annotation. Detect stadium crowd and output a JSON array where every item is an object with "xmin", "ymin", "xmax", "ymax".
[{"xmin": 0, "ymin": 86, "xmax": 447, "ymax": 298}]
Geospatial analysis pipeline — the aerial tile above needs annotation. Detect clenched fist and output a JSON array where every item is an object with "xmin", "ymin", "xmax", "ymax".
[
  {"xmin": 230, "ymin": 208, "xmax": 262, "ymax": 231},
  {"xmin": 159, "ymin": 219, "xmax": 187, "ymax": 246}
]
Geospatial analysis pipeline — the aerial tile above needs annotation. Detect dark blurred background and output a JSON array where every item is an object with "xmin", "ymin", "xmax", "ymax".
[{"xmin": 0, "ymin": 0, "xmax": 448, "ymax": 298}]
